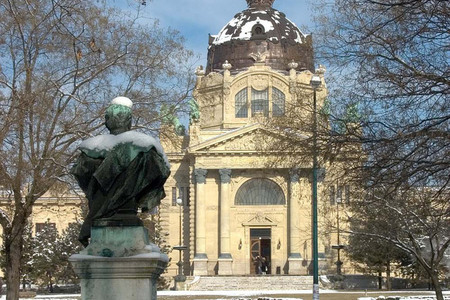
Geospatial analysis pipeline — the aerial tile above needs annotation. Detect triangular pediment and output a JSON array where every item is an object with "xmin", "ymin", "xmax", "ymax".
[{"xmin": 189, "ymin": 123, "xmax": 294, "ymax": 154}]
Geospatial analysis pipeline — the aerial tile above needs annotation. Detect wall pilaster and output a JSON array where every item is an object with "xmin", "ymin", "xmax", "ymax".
[
  {"xmin": 193, "ymin": 168, "xmax": 208, "ymax": 275},
  {"xmin": 218, "ymin": 168, "xmax": 233, "ymax": 275},
  {"xmin": 288, "ymin": 169, "xmax": 302, "ymax": 274}
]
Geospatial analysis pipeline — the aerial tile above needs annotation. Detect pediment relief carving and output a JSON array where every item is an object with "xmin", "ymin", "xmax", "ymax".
[
  {"xmin": 242, "ymin": 213, "xmax": 277, "ymax": 227},
  {"xmin": 201, "ymin": 129, "xmax": 281, "ymax": 152},
  {"xmin": 190, "ymin": 123, "xmax": 293, "ymax": 154}
]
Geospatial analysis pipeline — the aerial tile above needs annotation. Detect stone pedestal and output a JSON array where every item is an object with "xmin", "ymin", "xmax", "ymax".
[
  {"xmin": 218, "ymin": 255, "xmax": 233, "ymax": 275},
  {"xmin": 288, "ymin": 254, "xmax": 304, "ymax": 275},
  {"xmin": 193, "ymin": 254, "xmax": 208, "ymax": 276},
  {"xmin": 70, "ymin": 226, "xmax": 168, "ymax": 300}
]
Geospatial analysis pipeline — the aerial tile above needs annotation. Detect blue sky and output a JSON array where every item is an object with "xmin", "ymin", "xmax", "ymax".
[{"xmin": 134, "ymin": 0, "xmax": 316, "ymax": 64}]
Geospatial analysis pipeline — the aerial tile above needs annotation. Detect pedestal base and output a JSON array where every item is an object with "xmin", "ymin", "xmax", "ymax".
[
  {"xmin": 288, "ymin": 254, "xmax": 307, "ymax": 275},
  {"xmin": 69, "ymin": 226, "xmax": 168, "ymax": 300},
  {"xmin": 218, "ymin": 254, "xmax": 233, "ymax": 275},
  {"xmin": 70, "ymin": 254, "xmax": 167, "ymax": 300},
  {"xmin": 193, "ymin": 254, "xmax": 208, "ymax": 276}
]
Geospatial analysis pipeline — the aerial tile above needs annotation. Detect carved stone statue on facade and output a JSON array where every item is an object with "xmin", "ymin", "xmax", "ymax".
[
  {"xmin": 189, "ymin": 98, "xmax": 200, "ymax": 124},
  {"xmin": 71, "ymin": 97, "xmax": 170, "ymax": 246},
  {"xmin": 160, "ymin": 103, "xmax": 186, "ymax": 135}
]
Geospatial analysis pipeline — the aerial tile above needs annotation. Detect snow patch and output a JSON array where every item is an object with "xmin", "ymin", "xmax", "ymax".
[
  {"xmin": 251, "ymin": 10, "xmax": 267, "ymax": 14},
  {"xmin": 79, "ymin": 131, "xmax": 169, "ymax": 167},
  {"xmin": 111, "ymin": 96, "xmax": 132, "ymax": 108}
]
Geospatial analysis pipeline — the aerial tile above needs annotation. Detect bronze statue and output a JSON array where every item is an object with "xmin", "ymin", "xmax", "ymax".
[{"xmin": 71, "ymin": 97, "xmax": 170, "ymax": 247}]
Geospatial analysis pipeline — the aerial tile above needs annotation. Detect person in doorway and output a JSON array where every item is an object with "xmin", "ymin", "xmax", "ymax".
[
  {"xmin": 262, "ymin": 257, "xmax": 268, "ymax": 275},
  {"xmin": 254, "ymin": 255, "xmax": 263, "ymax": 274}
]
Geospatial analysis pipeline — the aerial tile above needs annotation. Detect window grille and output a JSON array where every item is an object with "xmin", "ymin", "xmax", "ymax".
[
  {"xmin": 35, "ymin": 222, "xmax": 56, "ymax": 234},
  {"xmin": 235, "ymin": 88, "xmax": 248, "ymax": 118},
  {"xmin": 272, "ymin": 87, "xmax": 285, "ymax": 116},
  {"xmin": 345, "ymin": 185, "xmax": 350, "ymax": 203},
  {"xmin": 172, "ymin": 187, "xmax": 177, "ymax": 206},
  {"xmin": 251, "ymin": 88, "xmax": 269, "ymax": 117},
  {"xmin": 336, "ymin": 186, "xmax": 343, "ymax": 203},
  {"xmin": 235, "ymin": 178, "xmax": 285, "ymax": 205},
  {"xmin": 329, "ymin": 185, "xmax": 336, "ymax": 205}
]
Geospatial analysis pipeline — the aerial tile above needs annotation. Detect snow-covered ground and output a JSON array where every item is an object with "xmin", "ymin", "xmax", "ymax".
[
  {"xmin": 0, "ymin": 296, "xmax": 79, "ymax": 300},
  {"xmin": 0, "ymin": 290, "xmax": 448, "ymax": 300}
]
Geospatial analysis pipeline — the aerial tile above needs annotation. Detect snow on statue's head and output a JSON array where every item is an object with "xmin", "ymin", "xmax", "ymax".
[{"xmin": 105, "ymin": 97, "xmax": 133, "ymax": 135}]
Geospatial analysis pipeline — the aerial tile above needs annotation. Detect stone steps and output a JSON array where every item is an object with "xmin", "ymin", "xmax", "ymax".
[{"xmin": 184, "ymin": 275, "xmax": 313, "ymax": 291}]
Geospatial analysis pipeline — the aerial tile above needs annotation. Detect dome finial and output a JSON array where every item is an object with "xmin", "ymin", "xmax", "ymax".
[{"xmin": 246, "ymin": 0, "xmax": 275, "ymax": 9}]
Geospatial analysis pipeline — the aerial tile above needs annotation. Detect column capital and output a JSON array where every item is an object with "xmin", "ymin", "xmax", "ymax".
[
  {"xmin": 194, "ymin": 169, "xmax": 208, "ymax": 184},
  {"xmin": 219, "ymin": 168, "xmax": 232, "ymax": 184},
  {"xmin": 318, "ymin": 168, "xmax": 326, "ymax": 182},
  {"xmin": 307, "ymin": 168, "xmax": 326, "ymax": 183},
  {"xmin": 289, "ymin": 168, "xmax": 300, "ymax": 183}
]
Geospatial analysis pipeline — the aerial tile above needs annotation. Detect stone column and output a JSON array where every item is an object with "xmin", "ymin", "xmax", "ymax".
[
  {"xmin": 193, "ymin": 168, "xmax": 208, "ymax": 275},
  {"xmin": 288, "ymin": 169, "xmax": 302, "ymax": 274},
  {"xmin": 218, "ymin": 168, "xmax": 233, "ymax": 275}
]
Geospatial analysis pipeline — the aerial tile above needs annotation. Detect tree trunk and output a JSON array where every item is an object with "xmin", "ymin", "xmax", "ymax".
[
  {"xmin": 49, "ymin": 274, "xmax": 53, "ymax": 293},
  {"xmin": 430, "ymin": 273, "xmax": 444, "ymax": 300},
  {"xmin": 5, "ymin": 237, "xmax": 22, "ymax": 300},
  {"xmin": 378, "ymin": 271, "xmax": 382, "ymax": 290},
  {"xmin": 386, "ymin": 261, "xmax": 391, "ymax": 291}
]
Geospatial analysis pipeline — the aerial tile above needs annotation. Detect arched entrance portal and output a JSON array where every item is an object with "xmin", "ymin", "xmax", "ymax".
[{"xmin": 236, "ymin": 178, "xmax": 285, "ymax": 274}]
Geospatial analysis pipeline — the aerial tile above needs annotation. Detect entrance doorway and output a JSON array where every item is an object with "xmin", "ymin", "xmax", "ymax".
[{"xmin": 250, "ymin": 228, "xmax": 271, "ymax": 274}]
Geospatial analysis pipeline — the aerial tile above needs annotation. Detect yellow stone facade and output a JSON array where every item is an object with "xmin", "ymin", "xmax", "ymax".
[
  {"xmin": 0, "ymin": 189, "xmax": 83, "ymax": 237},
  {"xmin": 160, "ymin": 62, "xmax": 351, "ymax": 277}
]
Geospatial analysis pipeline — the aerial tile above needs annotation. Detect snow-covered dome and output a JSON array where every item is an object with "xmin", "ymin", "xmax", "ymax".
[{"xmin": 206, "ymin": 0, "xmax": 314, "ymax": 73}]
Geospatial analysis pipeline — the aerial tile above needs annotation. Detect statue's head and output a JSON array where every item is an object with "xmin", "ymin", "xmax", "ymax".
[{"xmin": 105, "ymin": 97, "xmax": 133, "ymax": 135}]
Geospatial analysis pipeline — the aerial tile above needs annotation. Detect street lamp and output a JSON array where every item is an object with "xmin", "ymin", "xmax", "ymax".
[
  {"xmin": 332, "ymin": 189, "xmax": 345, "ymax": 275},
  {"xmin": 173, "ymin": 197, "xmax": 186, "ymax": 288},
  {"xmin": 310, "ymin": 74, "xmax": 321, "ymax": 300}
]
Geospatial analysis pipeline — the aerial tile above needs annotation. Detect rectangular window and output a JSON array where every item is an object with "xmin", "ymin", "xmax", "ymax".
[
  {"xmin": 172, "ymin": 187, "xmax": 177, "ymax": 206},
  {"xmin": 329, "ymin": 185, "xmax": 335, "ymax": 205},
  {"xmin": 336, "ymin": 186, "xmax": 343, "ymax": 203},
  {"xmin": 345, "ymin": 185, "xmax": 350, "ymax": 203},
  {"xmin": 178, "ymin": 187, "xmax": 184, "ymax": 206},
  {"xmin": 35, "ymin": 222, "xmax": 56, "ymax": 234}
]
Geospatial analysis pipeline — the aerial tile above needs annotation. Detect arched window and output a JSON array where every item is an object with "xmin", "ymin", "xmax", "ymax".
[
  {"xmin": 252, "ymin": 24, "xmax": 266, "ymax": 39},
  {"xmin": 235, "ymin": 88, "xmax": 248, "ymax": 118},
  {"xmin": 272, "ymin": 87, "xmax": 285, "ymax": 116},
  {"xmin": 251, "ymin": 88, "xmax": 269, "ymax": 117},
  {"xmin": 235, "ymin": 178, "xmax": 286, "ymax": 205}
]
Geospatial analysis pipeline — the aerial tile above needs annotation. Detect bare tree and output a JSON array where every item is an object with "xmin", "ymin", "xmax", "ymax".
[
  {"xmin": 0, "ymin": 0, "xmax": 194, "ymax": 299},
  {"xmin": 307, "ymin": 0, "xmax": 449, "ymax": 299}
]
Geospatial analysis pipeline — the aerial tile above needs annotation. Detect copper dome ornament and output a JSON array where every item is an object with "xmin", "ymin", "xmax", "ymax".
[
  {"xmin": 206, "ymin": 0, "xmax": 314, "ymax": 74},
  {"xmin": 246, "ymin": 0, "xmax": 275, "ymax": 9}
]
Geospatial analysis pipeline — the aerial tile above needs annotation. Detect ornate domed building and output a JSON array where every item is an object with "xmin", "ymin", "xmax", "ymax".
[
  {"xmin": 207, "ymin": 0, "xmax": 314, "ymax": 73},
  {"xmin": 160, "ymin": 0, "xmax": 349, "ymax": 279}
]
